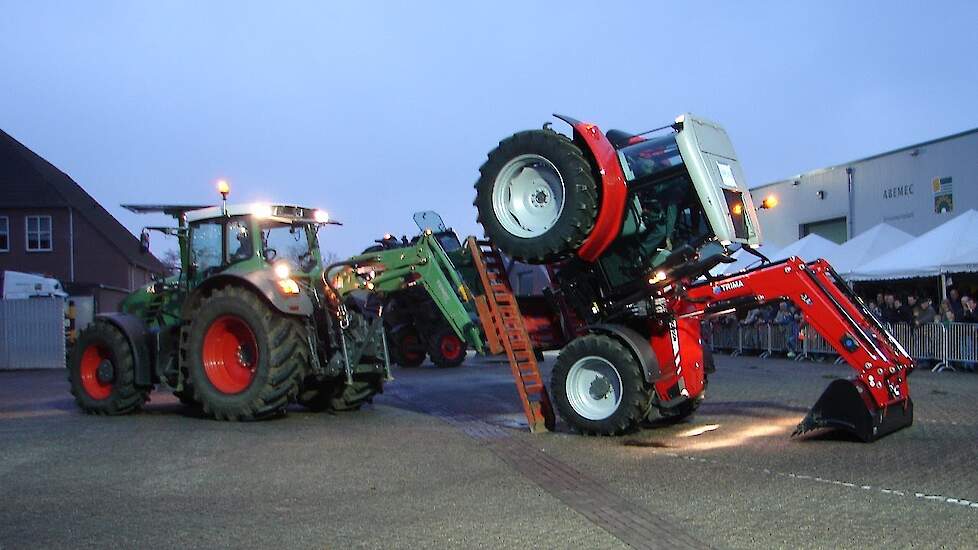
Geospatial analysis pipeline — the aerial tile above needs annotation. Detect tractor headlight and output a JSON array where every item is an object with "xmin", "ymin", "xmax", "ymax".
[
  {"xmin": 274, "ymin": 262, "xmax": 291, "ymax": 279},
  {"xmin": 314, "ymin": 209, "xmax": 330, "ymax": 223},
  {"xmin": 276, "ymin": 279, "xmax": 300, "ymax": 295}
]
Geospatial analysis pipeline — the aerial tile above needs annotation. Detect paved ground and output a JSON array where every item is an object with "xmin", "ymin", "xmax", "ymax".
[{"xmin": 1, "ymin": 354, "xmax": 976, "ymax": 549}]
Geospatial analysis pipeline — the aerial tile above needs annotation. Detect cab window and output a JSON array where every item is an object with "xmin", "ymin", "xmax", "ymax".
[
  {"xmin": 190, "ymin": 222, "xmax": 223, "ymax": 273},
  {"xmin": 227, "ymin": 220, "xmax": 254, "ymax": 263}
]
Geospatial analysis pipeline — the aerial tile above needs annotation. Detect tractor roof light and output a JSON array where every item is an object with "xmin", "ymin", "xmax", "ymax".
[
  {"xmin": 274, "ymin": 262, "xmax": 291, "ymax": 280},
  {"xmin": 732, "ymin": 203, "xmax": 744, "ymax": 215}
]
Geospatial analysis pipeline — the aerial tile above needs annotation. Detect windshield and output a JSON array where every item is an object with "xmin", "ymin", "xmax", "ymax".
[{"xmin": 261, "ymin": 222, "xmax": 316, "ymax": 272}]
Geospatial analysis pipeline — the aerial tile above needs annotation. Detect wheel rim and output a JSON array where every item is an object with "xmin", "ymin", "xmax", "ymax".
[
  {"xmin": 491, "ymin": 154, "xmax": 565, "ymax": 238},
  {"xmin": 79, "ymin": 344, "xmax": 113, "ymax": 400},
  {"xmin": 565, "ymin": 355, "xmax": 623, "ymax": 421},
  {"xmin": 401, "ymin": 332, "xmax": 424, "ymax": 363},
  {"xmin": 439, "ymin": 334, "xmax": 463, "ymax": 361},
  {"xmin": 202, "ymin": 315, "xmax": 259, "ymax": 395}
]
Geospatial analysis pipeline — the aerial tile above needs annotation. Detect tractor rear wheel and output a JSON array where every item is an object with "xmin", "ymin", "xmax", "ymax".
[
  {"xmin": 551, "ymin": 334, "xmax": 650, "ymax": 435},
  {"xmin": 185, "ymin": 286, "xmax": 307, "ymax": 420},
  {"xmin": 428, "ymin": 326, "xmax": 467, "ymax": 368},
  {"xmin": 67, "ymin": 320, "xmax": 149, "ymax": 415},
  {"xmin": 389, "ymin": 325, "xmax": 426, "ymax": 368},
  {"xmin": 475, "ymin": 128, "xmax": 598, "ymax": 263}
]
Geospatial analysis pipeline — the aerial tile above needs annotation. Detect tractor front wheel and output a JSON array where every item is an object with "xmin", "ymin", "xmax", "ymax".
[
  {"xmin": 428, "ymin": 326, "xmax": 467, "ymax": 368},
  {"xmin": 389, "ymin": 326, "xmax": 426, "ymax": 368},
  {"xmin": 185, "ymin": 286, "xmax": 307, "ymax": 420},
  {"xmin": 551, "ymin": 334, "xmax": 650, "ymax": 435},
  {"xmin": 475, "ymin": 128, "xmax": 598, "ymax": 264},
  {"xmin": 67, "ymin": 320, "xmax": 149, "ymax": 415}
]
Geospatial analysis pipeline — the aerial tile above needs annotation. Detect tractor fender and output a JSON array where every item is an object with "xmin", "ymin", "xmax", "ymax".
[
  {"xmin": 95, "ymin": 312, "xmax": 154, "ymax": 388},
  {"xmin": 587, "ymin": 324, "xmax": 662, "ymax": 383},
  {"xmin": 185, "ymin": 272, "xmax": 314, "ymax": 318},
  {"xmin": 553, "ymin": 114, "xmax": 629, "ymax": 262}
]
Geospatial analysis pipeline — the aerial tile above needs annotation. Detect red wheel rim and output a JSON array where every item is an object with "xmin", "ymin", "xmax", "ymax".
[
  {"xmin": 401, "ymin": 332, "xmax": 424, "ymax": 363},
  {"xmin": 79, "ymin": 344, "xmax": 113, "ymax": 400},
  {"xmin": 439, "ymin": 334, "xmax": 463, "ymax": 361},
  {"xmin": 202, "ymin": 315, "xmax": 259, "ymax": 395}
]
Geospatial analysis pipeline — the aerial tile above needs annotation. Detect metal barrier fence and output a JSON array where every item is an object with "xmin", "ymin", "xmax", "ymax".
[
  {"xmin": 0, "ymin": 298, "xmax": 67, "ymax": 370},
  {"xmin": 707, "ymin": 321, "xmax": 978, "ymax": 372}
]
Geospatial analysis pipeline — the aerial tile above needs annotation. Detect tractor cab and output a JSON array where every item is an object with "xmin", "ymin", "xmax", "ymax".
[{"xmin": 183, "ymin": 203, "xmax": 337, "ymax": 284}]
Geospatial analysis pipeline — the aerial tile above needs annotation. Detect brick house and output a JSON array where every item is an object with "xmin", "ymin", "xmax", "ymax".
[{"xmin": 0, "ymin": 129, "xmax": 164, "ymax": 312}]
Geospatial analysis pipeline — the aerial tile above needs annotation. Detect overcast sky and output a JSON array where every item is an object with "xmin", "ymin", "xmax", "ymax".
[{"xmin": 2, "ymin": 1, "xmax": 977, "ymax": 258}]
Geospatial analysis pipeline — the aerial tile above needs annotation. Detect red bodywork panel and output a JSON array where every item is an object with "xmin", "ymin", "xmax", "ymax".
[
  {"xmin": 674, "ymin": 258, "xmax": 913, "ymax": 410},
  {"xmin": 564, "ymin": 120, "xmax": 630, "ymax": 262},
  {"xmin": 647, "ymin": 316, "xmax": 707, "ymax": 405}
]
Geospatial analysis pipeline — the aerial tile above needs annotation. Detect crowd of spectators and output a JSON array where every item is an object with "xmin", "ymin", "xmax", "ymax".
[
  {"xmin": 707, "ymin": 287, "xmax": 978, "ymax": 371},
  {"xmin": 865, "ymin": 289, "xmax": 978, "ymax": 326}
]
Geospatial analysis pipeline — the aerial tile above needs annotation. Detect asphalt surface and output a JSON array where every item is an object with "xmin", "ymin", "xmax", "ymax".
[{"xmin": 1, "ymin": 354, "xmax": 977, "ymax": 549}]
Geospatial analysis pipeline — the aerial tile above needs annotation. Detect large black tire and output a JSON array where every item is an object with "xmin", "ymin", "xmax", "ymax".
[
  {"xmin": 551, "ymin": 334, "xmax": 650, "ymax": 435},
  {"xmin": 427, "ymin": 326, "xmax": 467, "ymax": 369},
  {"xmin": 297, "ymin": 375, "xmax": 383, "ymax": 412},
  {"xmin": 475, "ymin": 128, "xmax": 598, "ymax": 264},
  {"xmin": 67, "ymin": 320, "xmax": 149, "ymax": 415},
  {"xmin": 184, "ymin": 286, "xmax": 307, "ymax": 420},
  {"xmin": 389, "ymin": 325, "xmax": 426, "ymax": 368},
  {"xmin": 297, "ymin": 376, "xmax": 338, "ymax": 412},
  {"xmin": 330, "ymin": 374, "xmax": 384, "ymax": 411}
]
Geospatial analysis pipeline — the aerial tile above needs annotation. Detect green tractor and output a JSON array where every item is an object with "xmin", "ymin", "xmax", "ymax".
[
  {"xmin": 68, "ymin": 196, "xmax": 391, "ymax": 420},
  {"xmin": 68, "ymin": 189, "xmax": 485, "ymax": 421},
  {"xmin": 364, "ymin": 211, "xmax": 477, "ymax": 369}
]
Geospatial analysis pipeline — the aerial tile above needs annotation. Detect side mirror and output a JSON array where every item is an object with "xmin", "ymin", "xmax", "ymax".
[{"xmin": 139, "ymin": 230, "xmax": 150, "ymax": 254}]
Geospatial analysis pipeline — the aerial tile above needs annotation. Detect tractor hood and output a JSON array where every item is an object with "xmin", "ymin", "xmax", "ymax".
[{"xmin": 673, "ymin": 114, "xmax": 762, "ymax": 247}]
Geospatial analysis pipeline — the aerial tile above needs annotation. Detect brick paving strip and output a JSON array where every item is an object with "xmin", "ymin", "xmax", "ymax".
[{"xmin": 430, "ymin": 411, "xmax": 711, "ymax": 550}]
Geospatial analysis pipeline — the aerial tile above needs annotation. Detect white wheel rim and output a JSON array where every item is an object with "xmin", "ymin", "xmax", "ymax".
[
  {"xmin": 565, "ymin": 355, "xmax": 623, "ymax": 421},
  {"xmin": 491, "ymin": 154, "xmax": 565, "ymax": 238}
]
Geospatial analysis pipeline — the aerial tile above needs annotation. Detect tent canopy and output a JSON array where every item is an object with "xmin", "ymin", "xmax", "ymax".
[
  {"xmin": 712, "ymin": 233, "xmax": 841, "ymax": 277},
  {"xmin": 832, "ymin": 223, "xmax": 914, "ymax": 276},
  {"xmin": 848, "ymin": 209, "xmax": 978, "ymax": 281}
]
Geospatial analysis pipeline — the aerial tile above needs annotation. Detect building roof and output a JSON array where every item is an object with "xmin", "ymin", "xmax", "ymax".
[
  {"xmin": 751, "ymin": 126, "xmax": 978, "ymax": 191},
  {"xmin": 0, "ymin": 129, "xmax": 165, "ymax": 273}
]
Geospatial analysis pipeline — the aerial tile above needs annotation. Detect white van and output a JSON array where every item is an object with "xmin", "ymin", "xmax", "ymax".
[{"xmin": 1, "ymin": 271, "xmax": 69, "ymax": 300}]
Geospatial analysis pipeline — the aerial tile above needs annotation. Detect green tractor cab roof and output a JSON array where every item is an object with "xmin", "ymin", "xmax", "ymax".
[{"xmin": 122, "ymin": 203, "xmax": 339, "ymax": 225}]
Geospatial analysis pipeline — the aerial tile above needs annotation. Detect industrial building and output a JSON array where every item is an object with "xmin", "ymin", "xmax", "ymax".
[{"xmin": 749, "ymin": 127, "xmax": 978, "ymax": 248}]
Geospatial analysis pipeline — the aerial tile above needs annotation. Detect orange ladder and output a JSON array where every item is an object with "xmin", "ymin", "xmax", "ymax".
[{"xmin": 466, "ymin": 237, "xmax": 555, "ymax": 433}]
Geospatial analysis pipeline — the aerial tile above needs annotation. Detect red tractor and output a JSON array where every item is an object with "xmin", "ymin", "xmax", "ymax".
[{"xmin": 474, "ymin": 113, "xmax": 913, "ymax": 441}]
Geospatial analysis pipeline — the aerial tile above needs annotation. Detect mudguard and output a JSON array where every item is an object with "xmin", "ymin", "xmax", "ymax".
[
  {"xmin": 96, "ymin": 312, "xmax": 154, "ymax": 388},
  {"xmin": 553, "ymin": 114, "xmax": 629, "ymax": 262},
  {"xmin": 192, "ymin": 272, "xmax": 314, "ymax": 317},
  {"xmin": 588, "ymin": 323, "xmax": 661, "ymax": 383}
]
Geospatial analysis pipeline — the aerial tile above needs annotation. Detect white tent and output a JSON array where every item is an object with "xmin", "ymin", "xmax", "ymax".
[
  {"xmin": 770, "ymin": 233, "xmax": 843, "ymax": 264},
  {"xmin": 832, "ymin": 223, "xmax": 914, "ymax": 277},
  {"xmin": 710, "ymin": 233, "xmax": 841, "ymax": 277},
  {"xmin": 849, "ymin": 209, "xmax": 978, "ymax": 281},
  {"xmin": 709, "ymin": 244, "xmax": 780, "ymax": 276}
]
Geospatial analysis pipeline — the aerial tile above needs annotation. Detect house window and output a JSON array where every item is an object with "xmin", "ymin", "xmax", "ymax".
[
  {"xmin": 26, "ymin": 215, "xmax": 53, "ymax": 252},
  {"xmin": 0, "ymin": 217, "xmax": 8, "ymax": 252}
]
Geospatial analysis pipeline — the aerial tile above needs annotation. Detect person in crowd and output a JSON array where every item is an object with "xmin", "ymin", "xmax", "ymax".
[
  {"xmin": 940, "ymin": 299, "xmax": 953, "ymax": 320},
  {"xmin": 960, "ymin": 296, "xmax": 976, "ymax": 323},
  {"xmin": 948, "ymin": 288, "xmax": 964, "ymax": 318},
  {"xmin": 916, "ymin": 297, "xmax": 937, "ymax": 325},
  {"xmin": 773, "ymin": 302, "xmax": 799, "ymax": 357},
  {"xmin": 881, "ymin": 293, "xmax": 899, "ymax": 324},
  {"xmin": 900, "ymin": 295, "xmax": 918, "ymax": 324}
]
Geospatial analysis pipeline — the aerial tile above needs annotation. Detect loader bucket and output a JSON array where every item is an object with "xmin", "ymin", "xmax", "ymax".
[{"xmin": 792, "ymin": 379, "xmax": 913, "ymax": 442}]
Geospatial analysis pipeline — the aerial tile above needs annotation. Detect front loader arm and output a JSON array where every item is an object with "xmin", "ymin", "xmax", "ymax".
[
  {"xmin": 331, "ymin": 233, "xmax": 484, "ymax": 354},
  {"xmin": 682, "ymin": 257, "xmax": 914, "ymax": 441}
]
